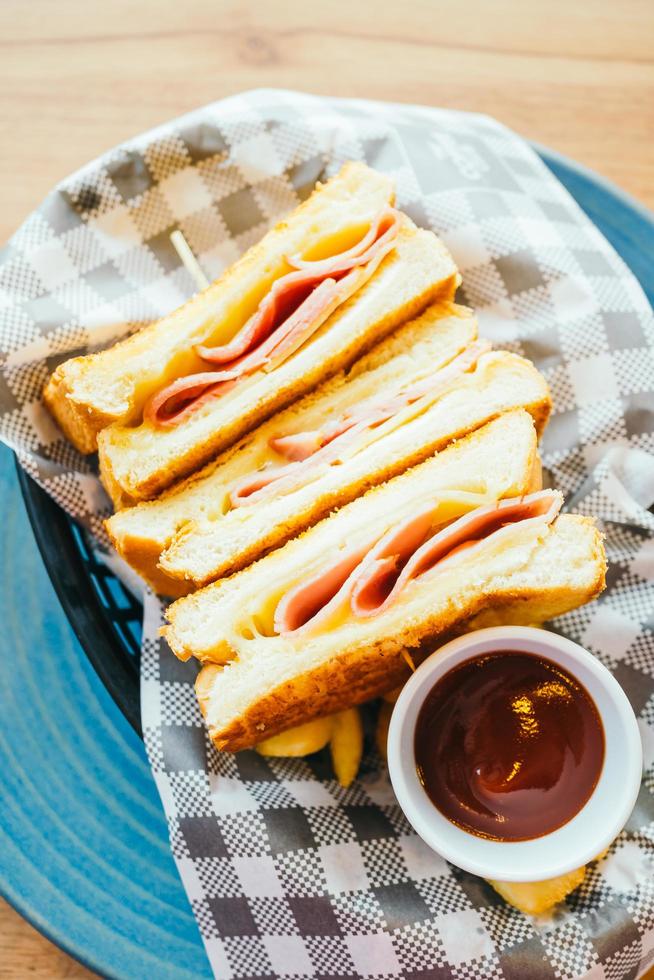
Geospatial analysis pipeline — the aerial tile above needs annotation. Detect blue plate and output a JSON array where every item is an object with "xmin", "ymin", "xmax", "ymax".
[{"xmin": 0, "ymin": 146, "xmax": 652, "ymax": 979}]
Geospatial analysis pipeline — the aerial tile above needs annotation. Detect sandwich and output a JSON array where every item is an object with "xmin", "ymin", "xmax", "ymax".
[
  {"xmin": 162, "ymin": 411, "xmax": 606, "ymax": 751},
  {"xmin": 106, "ymin": 302, "xmax": 551, "ymax": 595},
  {"xmin": 45, "ymin": 162, "xmax": 395, "ymax": 453},
  {"xmin": 98, "ymin": 217, "xmax": 457, "ymax": 507},
  {"xmin": 44, "ymin": 161, "xmax": 459, "ymax": 505}
]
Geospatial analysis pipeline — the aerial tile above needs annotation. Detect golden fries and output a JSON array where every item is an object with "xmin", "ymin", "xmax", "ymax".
[
  {"xmin": 376, "ymin": 701, "xmax": 393, "ymax": 761},
  {"xmin": 255, "ymin": 717, "xmax": 333, "ymax": 757},
  {"xmin": 330, "ymin": 708, "xmax": 364, "ymax": 788},
  {"xmin": 488, "ymin": 866, "xmax": 586, "ymax": 915},
  {"xmin": 254, "ymin": 709, "xmax": 365, "ymax": 787}
]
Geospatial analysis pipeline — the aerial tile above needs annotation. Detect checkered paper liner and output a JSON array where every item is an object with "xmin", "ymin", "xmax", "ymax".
[{"xmin": 1, "ymin": 89, "xmax": 653, "ymax": 979}]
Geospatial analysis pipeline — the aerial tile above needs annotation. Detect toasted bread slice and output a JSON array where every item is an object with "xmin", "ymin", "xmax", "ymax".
[
  {"xmin": 187, "ymin": 513, "xmax": 605, "ymax": 752},
  {"xmin": 44, "ymin": 162, "xmax": 397, "ymax": 454},
  {"xmin": 106, "ymin": 300, "xmax": 478, "ymax": 593},
  {"xmin": 107, "ymin": 311, "xmax": 551, "ymax": 595},
  {"xmin": 162, "ymin": 413, "xmax": 604, "ymax": 751},
  {"xmin": 165, "ymin": 410, "xmax": 543, "ymax": 657},
  {"xmin": 98, "ymin": 223, "xmax": 458, "ymax": 506}
]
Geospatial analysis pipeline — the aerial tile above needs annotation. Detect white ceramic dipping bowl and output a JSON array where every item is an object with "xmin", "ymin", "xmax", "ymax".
[{"xmin": 387, "ymin": 626, "xmax": 643, "ymax": 882}]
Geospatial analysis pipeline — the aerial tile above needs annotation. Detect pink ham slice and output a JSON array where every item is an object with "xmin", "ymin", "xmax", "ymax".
[
  {"xmin": 143, "ymin": 373, "xmax": 239, "ymax": 427},
  {"xmin": 285, "ymin": 206, "xmax": 400, "ymax": 277},
  {"xmin": 145, "ymin": 280, "xmax": 345, "ymax": 428},
  {"xmin": 269, "ymin": 429, "xmax": 324, "ymax": 463},
  {"xmin": 350, "ymin": 489, "xmax": 563, "ymax": 618},
  {"xmin": 228, "ymin": 339, "xmax": 491, "ymax": 505},
  {"xmin": 269, "ymin": 339, "xmax": 491, "ymax": 463},
  {"xmin": 274, "ymin": 490, "xmax": 563, "ymax": 636},
  {"xmin": 273, "ymin": 539, "xmax": 375, "ymax": 636},
  {"xmin": 144, "ymin": 208, "xmax": 401, "ymax": 428},
  {"xmin": 229, "ymin": 417, "xmax": 373, "ymax": 507},
  {"xmin": 194, "ymin": 206, "xmax": 400, "ymax": 366},
  {"xmin": 194, "ymin": 271, "xmax": 330, "ymax": 366}
]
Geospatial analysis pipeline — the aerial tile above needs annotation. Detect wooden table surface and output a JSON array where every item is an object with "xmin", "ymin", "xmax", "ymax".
[{"xmin": 1, "ymin": 1, "xmax": 653, "ymax": 976}]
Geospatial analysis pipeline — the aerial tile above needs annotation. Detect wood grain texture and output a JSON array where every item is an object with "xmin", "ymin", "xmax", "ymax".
[
  {"xmin": 1, "ymin": 0, "xmax": 653, "ymax": 976},
  {"xmin": 0, "ymin": 899, "xmax": 94, "ymax": 978}
]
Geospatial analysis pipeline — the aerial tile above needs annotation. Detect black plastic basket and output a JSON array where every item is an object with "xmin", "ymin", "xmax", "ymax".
[{"xmin": 16, "ymin": 460, "xmax": 143, "ymax": 736}]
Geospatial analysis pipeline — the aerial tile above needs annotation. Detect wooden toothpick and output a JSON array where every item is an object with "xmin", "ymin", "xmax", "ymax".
[{"xmin": 170, "ymin": 230, "xmax": 210, "ymax": 291}]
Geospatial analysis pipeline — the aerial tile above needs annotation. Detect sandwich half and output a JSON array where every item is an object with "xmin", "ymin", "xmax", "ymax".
[
  {"xmin": 97, "ymin": 215, "xmax": 458, "ymax": 506},
  {"xmin": 163, "ymin": 411, "xmax": 606, "ymax": 751},
  {"xmin": 107, "ymin": 302, "xmax": 551, "ymax": 595},
  {"xmin": 45, "ymin": 162, "xmax": 397, "ymax": 453}
]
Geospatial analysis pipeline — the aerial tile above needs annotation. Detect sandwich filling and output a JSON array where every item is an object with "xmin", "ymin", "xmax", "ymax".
[
  {"xmin": 228, "ymin": 339, "xmax": 491, "ymax": 507},
  {"xmin": 274, "ymin": 489, "xmax": 562, "ymax": 636},
  {"xmin": 145, "ymin": 207, "xmax": 401, "ymax": 427}
]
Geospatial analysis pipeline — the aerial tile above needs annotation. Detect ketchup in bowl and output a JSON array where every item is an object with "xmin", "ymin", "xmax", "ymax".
[{"xmin": 414, "ymin": 652, "xmax": 605, "ymax": 842}]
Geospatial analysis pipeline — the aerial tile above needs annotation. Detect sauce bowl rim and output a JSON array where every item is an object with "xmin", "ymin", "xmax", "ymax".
[{"xmin": 387, "ymin": 625, "xmax": 643, "ymax": 883}]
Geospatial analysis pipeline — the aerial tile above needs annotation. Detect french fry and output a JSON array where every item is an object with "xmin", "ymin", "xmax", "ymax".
[
  {"xmin": 376, "ymin": 700, "xmax": 394, "ymax": 761},
  {"xmin": 255, "ymin": 716, "xmax": 334, "ymax": 757},
  {"xmin": 330, "ymin": 708, "xmax": 364, "ymax": 787},
  {"xmin": 488, "ymin": 866, "xmax": 586, "ymax": 915}
]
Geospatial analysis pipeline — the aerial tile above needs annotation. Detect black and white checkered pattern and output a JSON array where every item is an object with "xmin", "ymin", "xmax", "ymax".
[{"xmin": 1, "ymin": 89, "xmax": 653, "ymax": 978}]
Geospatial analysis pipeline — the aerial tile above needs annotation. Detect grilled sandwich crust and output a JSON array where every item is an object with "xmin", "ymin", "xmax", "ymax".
[
  {"xmin": 98, "ymin": 224, "xmax": 459, "ymax": 507},
  {"xmin": 158, "ymin": 356, "xmax": 551, "ymax": 588},
  {"xmin": 197, "ymin": 517, "xmax": 606, "ymax": 751},
  {"xmin": 43, "ymin": 371, "xmax": 115, "ymax": 454},
  {"xmin": 107, "ymin": 349, "xmax": 551, "ymax": 594},
  {"xmin": 162, "ymin": 409, "xmax": 544, "ymax": 663},
  {"xmin": 43, "ymin": 161, "xmax": 396, "ymax": 454},
  {"xmin": 105, "ymin": 301, "xmax": 478, "ymax": 592}
]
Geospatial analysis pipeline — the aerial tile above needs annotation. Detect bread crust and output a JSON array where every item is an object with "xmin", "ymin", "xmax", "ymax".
[
  {"xmin": 97, "ymin": 226, "xmax": 459, "ymax": 506},
  {"xmin": 165, "ymin": 387, "xmax": 549, "ymax": 589},
  {"xmin": 99, "ymin": 284, "xmax": 452, "ymax": 506},
  {"xmin": 106, "ymin": 302, "xmax": 478, "ymax": 589},
  {"xmin": 43, "ymin": 162, "xmax": 395, "ymax": 453},
  {"xmin": 107, "ymin": 351, "xmax": 550, "ymax": 593},
  {"xmin": 43, "ymin": 366, "xmax": 113, "ymax": 454},
  {"xmin": 103, "ymin": 523, "xmax": 188, "ymax": 596},
  {"xmin": 199, "ymin": 517, "xmax": 606, "ymax": 751}
]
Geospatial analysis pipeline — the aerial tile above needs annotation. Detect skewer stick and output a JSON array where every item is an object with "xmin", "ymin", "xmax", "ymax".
[{"xmin": 170, "ymin": 230, "xmax": 210, "ymax": 291}]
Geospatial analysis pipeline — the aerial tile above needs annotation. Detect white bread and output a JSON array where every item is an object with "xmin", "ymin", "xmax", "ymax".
[
  {"xmin": 187, "ymin": 513, "xmax": 605, "ymax": 752},
  {"xmin": 107, "ymin": 311, "xmax": 551, "ymax": 595},
  {"xmin": 163, "ymin": 410, "xmax": 543, "ymax": 662},
  {"xmin": 98, "ymin": 223, "xmax": 459, "ymax": 507},
  {"xmin": 106, "ymin": 301, "xmax": 478, "ymax": 594},
  {"xmin": 162, "ymin": 413, "xmax": 605, "ymax": 751},
  {"xmin": 44, "ymin": 162, "xmax": 396, "ymax": 453}
]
